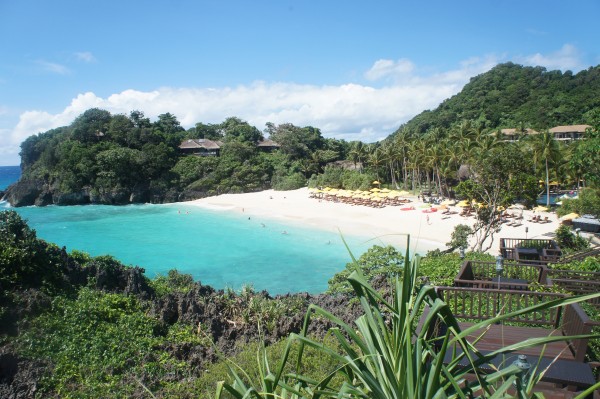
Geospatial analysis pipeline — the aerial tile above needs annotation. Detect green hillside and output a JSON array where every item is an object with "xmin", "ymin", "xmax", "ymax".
[{"xmin": 396, "ymin": 62, "xmax": 600, "ymax": 135}]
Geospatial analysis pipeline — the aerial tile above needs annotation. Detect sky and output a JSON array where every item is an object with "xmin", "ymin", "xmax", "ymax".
[{"xmin": 1, "ymin": 1, "xmax": 599, "ymax": 166}]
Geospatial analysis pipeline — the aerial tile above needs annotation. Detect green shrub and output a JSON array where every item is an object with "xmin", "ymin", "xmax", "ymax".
[
  {"xmin": 272, "ymin": 172, "xmax": 306, "ymax": 190},
  {"xmin": 150, "ymin": 269, "xmax": 196, "ymax": 297},
  {"xmin": 15, "ymin": 288, "xmax": 201, "ymax": 397},
  {"xmin": 555, "ymin": 224, "xmax": 590, "ymax": 252},
  {"xmin": 419, "ymin": 251, "xmax": 494, "ymax": 286},
  {"xmin": 327, "ymin": 245, "xmax": 403, "ymax": 294}
]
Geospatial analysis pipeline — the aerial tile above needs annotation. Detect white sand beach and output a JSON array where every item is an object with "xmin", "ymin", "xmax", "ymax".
[{"xmin": 187, "ymin": 188, "xmax": 560, "ymax": 255}]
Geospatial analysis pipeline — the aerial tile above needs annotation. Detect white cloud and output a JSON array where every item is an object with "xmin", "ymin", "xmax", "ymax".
[
  {"xmin": 36, "ymin": 60, "xmax": 70, "ymax": 75},
  {"xmin": 365, "ymin": 58, "xmax": 415, "ymax": 82},
  {"xmin": 75, "ymin": 52, "xmax": 96, "ymax": 63},
  {"xmin": 517, "ymin": 44, "xmax": 584, "ymax": 72},
  {"xmin": 1, "ymin": 55, "xmax": 502, "ymax": 165}
]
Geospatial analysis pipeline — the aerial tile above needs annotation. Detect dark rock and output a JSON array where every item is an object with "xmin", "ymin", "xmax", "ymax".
[
  {"xmin": 0, "ymin": 347, "xmax": 50, "ymax": 399},
  {"xmin": 3, "ymin": 180, "xmax": 45, "ymax": 207},
  {"xmin": 54, "ymin": 190, "xmax": 90, "ymax": 205}
]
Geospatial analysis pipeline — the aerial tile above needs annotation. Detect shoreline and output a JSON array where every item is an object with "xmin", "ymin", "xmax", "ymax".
[{"xmin": 185, "ymin": 188, "xmax": 561, "ymax": 255}]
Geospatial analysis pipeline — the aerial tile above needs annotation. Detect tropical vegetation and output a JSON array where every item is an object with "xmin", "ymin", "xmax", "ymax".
[
  {"xmin": 6, "ymin": 64, "xmax": 600, "ymax": 212},
  {"xmin": 3, "ymin": 62, "xmax": 600, "ymax": 397}
]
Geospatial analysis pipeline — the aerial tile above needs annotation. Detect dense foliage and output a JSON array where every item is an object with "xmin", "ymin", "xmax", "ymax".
[
  {"xmin": 557, "ymin": 187, "xmax": 600, "ymax": 218},
  {"xmin": 16, "ymin": 288, "xmax": 206, "ymax": 397},
  {"xmin": 11, "ymin": 111, "xmax": 352, "ymax": 206},
  {"xmin": 400, "ymin": 63, "xmax": 600, "ymax": 133},
  {"xmin": 554, "ymin": 225, "xmax": 590, "ymax": 252},
  {"xmin": 326, "ymin": 245, "xmax": 404, "ymax": 294}
]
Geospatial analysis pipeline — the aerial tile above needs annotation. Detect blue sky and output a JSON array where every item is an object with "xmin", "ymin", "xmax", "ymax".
[{"xmin": 1, "ymin": 1, "xmax": 599, "ymax": 166}]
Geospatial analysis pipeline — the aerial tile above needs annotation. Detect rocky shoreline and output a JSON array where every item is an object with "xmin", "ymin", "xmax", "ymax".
[{"xmin": 2, "ymin": 177, "xmax": 264, "ymax": 207}]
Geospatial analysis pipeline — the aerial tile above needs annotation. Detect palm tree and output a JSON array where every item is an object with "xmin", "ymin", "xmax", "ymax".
[
  {"xmin": 367, "ymin": 145, "xmax": 384, "ymax": 182},
  {"xmin": 393, "ymin": 129, "xmax": 411, "ymax": 189},
  {"xmin": 348, "ymin": 141, "xmax": 367, "ymax": 173},
  {"xmin": 380, "ymin": 140, "xmax": 401, "ymax": 188},
  {"xmin": 531, "ymin": 132, "xmax": 560, "ymax": 206}
]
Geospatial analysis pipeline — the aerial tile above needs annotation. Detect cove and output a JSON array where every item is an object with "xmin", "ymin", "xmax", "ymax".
[{"xmin": 5, "ymin": 201, "xmax": 375, "ymax": 294}]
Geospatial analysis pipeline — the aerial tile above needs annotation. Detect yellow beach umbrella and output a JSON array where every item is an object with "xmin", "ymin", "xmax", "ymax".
[
  {"xmin": 559, "ymin": 212, "xmax": 579, "ymax": 221},
  {"xmin": 533, "ymin": 205, "xmax": 549, "ymax": 212},
  {"xmin": 398, "ymin": 190, "xmax": 410, "ymax": 196},
  {"xmin": 372, "ymin": 180, "xmax": 381, "ymax": 185},
  {"xmin": 370, "ymin": 187, "xmax": 381, "ymax": 192},
  {"xmin": 381, "ymin": 188, "xmax": 390, "ymax": 193},
  {"xmin": 456, "ymin": 200, "xmax": 470, "ymax": 208}
]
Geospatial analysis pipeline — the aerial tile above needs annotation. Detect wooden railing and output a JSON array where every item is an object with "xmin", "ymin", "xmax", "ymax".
[
  {"xmin": 499, "ymin": 238, "xmax": 562, "ymax": 264},
  {"xmin": 548, "ymin": 268, "xmax": 600, "ymax": 308},
  {"xmin": 454, "ymin": 261, "xmax": 548, "ymax": 289},
  {"xmin": 561, "ymin": 302, "xmax": 597, "ymax": 361},
  {"xmin": 435, "ymin": 286, "xmax": 564, "ymax": 326},
  {"xmin": 554, "ymin": 244, "xmax": 600, "ymax": 264},
  {"xmin": 435, "ymin": 286, "xmax": 598, "ymax": 363}
]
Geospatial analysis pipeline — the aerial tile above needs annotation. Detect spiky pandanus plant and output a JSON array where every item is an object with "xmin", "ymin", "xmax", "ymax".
[{"xmin": 215, "ymin": 238, "xmax": 600, "ymax": 399}]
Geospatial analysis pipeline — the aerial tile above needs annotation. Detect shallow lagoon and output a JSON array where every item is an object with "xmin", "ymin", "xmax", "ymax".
[{"xmin": 4, "ymin": 201, "xmax": 376, "ymax": 294}]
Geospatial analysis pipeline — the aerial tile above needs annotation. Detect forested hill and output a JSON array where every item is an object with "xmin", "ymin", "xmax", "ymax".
[
  {"xmin": 3, "ymin": 110, "xmax": 349, "ymax": 207},
  {"xmin": 395, "ymin": 62, "xmax": 600, "ymax": 135}
]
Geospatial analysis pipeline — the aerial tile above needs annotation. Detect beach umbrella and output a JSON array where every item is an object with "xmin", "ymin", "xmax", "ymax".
[
  {"xmin": 441, "ymin": 199, "xmax": 456, "ymax": 206},
  {"xmin": 533, "ymin": 205, "xmax": 549, "ymax": 212},
  {"xmin": 508, "ymin": 203, "xmax": 525, "ymax": 209},
  {"xmin": 456, "ymin": 200, "xmax": 470, "ymax": 208},
  {"xmin": 372, "ymin": 180, "xmax": 381, "ymax": 185},
  {"xmin": 370, "ymin": 187, "xmax": 381, "ymax": 192},
  {"xmin": 380, "ymin": 188, "xmax": 390, "ymax": 193},
  {"xmin": 398, "ymin": 190, "xmax": 410, "ymax": 196},
  {"xmin": 559, "ymin": 212, "xmax": 579, "ymax": 221}
]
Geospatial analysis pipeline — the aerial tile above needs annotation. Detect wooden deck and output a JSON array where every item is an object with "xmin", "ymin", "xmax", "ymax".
[
  {"xmin": 455, "ymin": 322, "xmax": 574, "ymax": 360},
  {"xmin": 433, "ymin": 287, "xmax": 599, "ymax": 390}
]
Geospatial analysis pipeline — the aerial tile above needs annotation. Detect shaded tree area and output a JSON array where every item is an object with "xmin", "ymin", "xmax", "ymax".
[{"xmin": 11, "ymin": 109, "xmax": 351, "ymax": 206}]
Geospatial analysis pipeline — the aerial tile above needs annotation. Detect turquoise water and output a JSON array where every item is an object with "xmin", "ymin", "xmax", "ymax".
[
  {"xmin": 537, "ymin": 192, "xmax": 577, "ymax": 205},
  {"xmin": 0, "ymin": 166, "xmax": 377, "ymax": 294},
  {"xmin": 2, "ymin": 199, "xmax": 372, "ymax": 294}
]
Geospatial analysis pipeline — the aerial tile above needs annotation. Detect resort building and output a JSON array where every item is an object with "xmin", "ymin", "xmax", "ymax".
[
  {"xmin": 548, "ymin": 124, "xmax": 591, "ymax": 141},
  {"xmin": 256, "ymin": 138, "xmax": 281, "ymax": 152},
  {"xmin": 496, "ymin": 124, "xmax": 591, "ymax": 142},
  {"xmin": 178, "ymin": 138, "xmax": 280, "ymax": 156},
  {"xmin": 179, "ymin": 139, "xmax": 223, "ymax": 156}
]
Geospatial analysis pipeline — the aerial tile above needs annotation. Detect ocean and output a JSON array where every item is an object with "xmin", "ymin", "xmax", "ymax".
[
  {"xmin": 0, "ymin": 166, "xmax": 371, "ymax": 294},
  {"xmin": 0, "ymin": 165, "xmax": 20, "ymax": 190}
]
